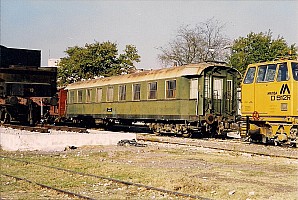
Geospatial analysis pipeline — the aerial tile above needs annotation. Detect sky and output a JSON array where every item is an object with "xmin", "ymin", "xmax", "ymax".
[{"xmin": 1, "ymin": 0, "xmax": 298, "ymax": 69}]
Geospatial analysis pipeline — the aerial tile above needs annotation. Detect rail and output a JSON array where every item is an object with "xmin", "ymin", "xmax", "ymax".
[
  {"xmin": 1, "ymin": 172, "xmax": 96, "ymax": 200},
  {"xmin": 1, "ymin": 156, "xmax": 211, "ymax": 200},
  {"xmin": 138, "ymin": 136, "xmax": 298, "ymax": 160}
]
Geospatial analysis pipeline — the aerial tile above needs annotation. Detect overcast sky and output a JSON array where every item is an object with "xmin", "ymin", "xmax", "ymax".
[{"xmin": 1, "ymin": 0, "xmax": 298, "ymax": 69}]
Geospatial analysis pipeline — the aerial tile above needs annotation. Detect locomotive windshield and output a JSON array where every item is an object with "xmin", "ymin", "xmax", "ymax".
[
  {"xmin": 264, "ymin": 64, "xmax": 277, "ymax": 82},
  {"xmin": 277, "ymin": 63, "xmax": 289, "ymax": 82},
  {"xmin": 243, "ymin": 67, "xmax": 256, "ymax": 84}
]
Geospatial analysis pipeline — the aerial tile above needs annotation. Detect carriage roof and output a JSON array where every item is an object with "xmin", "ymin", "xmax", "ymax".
[{"xmin": 65, "ymin": 62, "xmax": 234, "ymax": 90}]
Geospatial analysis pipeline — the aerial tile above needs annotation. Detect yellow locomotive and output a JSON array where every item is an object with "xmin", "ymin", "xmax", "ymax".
[{"xmin": 241, "ymin": 59, "xmax": 298, "ymax": 146}]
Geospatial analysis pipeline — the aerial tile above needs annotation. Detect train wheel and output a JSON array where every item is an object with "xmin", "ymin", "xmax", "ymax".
[
  {"xmin": 290, "ymin": 142, "xmax": 297, "ymax": 148},
  {"xmin": 154, "ymin": 131, "xmax": 161, "ymax": 136},
  {"xmin": 262, "ymin": 136, "xmax": 268, "ymax": 144},
  {"xmin": 274, "ymin": 140, "xmax": 281, "ymax": 146},
  {"xmin": 182, "ymin": 130, "xmax": 192, "ymax": 138},
  {"xmin": 3, "ymin": 112, "xmax": 11, "ymax": 124},
  {"xmin": 154, "ymin": 127, "xmax": 161, "ymax": 136},
  {"xmin": 0, "ymin": 109, "xmax": 5, "ymax": 124}
]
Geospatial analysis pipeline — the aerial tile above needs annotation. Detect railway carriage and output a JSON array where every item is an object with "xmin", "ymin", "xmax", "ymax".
[
  {"xmin": 65, "ymin": 62, "xmax": 241, "ymax": 137},
  {"xmin": 242, "ymin": 59, "xmax": 298, "ymax": 145}
]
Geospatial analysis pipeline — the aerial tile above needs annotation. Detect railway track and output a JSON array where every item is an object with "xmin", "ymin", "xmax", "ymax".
[
  {"xmin": 1, "ymin": 172, "xmax": 95, "ymax": 200},
  {"xmin": 137, "ymin": 135, "xmax": 298, "ymax": 160},
  {"xmin": 2, "ymin": 123, "xmax": 296, "ymax": 160},
  {"xmin": 1, "ymin": 155, "xmax": 210, "ymax": 200}
]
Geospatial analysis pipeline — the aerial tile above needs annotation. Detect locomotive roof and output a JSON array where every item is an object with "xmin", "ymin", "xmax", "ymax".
[
  {"xmin": 247, "ymin": 59, "xmax": 298, "ymax": 67},
  {"xmin": 66, "ymin": 62, "xmax": 234, "ymax": 90}
]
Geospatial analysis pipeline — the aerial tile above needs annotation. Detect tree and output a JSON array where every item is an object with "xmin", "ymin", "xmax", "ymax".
[
  {"xmin": 158, "ymin": 18, "xmax": 230, "ymax": 67},
  {"xmin": 57, "ymin": 41, "xmax": 140, "ymax": 86},
  {"xmin": 229, "ymin": 31, "xmax": 297, "ymax": 74}
]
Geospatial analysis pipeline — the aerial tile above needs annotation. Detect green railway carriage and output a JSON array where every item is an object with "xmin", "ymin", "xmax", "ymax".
[{"xmin": 65, "ymin": 62, "xmax": 241, "ymax": 137}]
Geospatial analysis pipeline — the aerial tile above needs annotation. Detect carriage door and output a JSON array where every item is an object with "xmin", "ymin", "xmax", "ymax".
[
  {"xmin": 190, "ymin": 78, "xmax": 201, "ymax": 115},
  {"xmin": 213, "ymin": 77, "xmax": 223, "ymax": 114}
]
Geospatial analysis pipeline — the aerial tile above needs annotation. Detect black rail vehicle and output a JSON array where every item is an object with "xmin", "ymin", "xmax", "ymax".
[{"xmin": 0, "ymin": 45, "xmax": 58, "ymax": 125}]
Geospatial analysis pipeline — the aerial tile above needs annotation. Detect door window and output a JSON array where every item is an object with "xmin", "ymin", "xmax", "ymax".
[
  {"xmin": 213, "ymin": 78, "xmax": 223, "ymax": 99},
  {"xmin": 190, "ymin": 79, "xmax": 198, "ymax": 99}
]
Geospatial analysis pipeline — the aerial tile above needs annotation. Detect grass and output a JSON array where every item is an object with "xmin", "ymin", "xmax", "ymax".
[{"xmin": 1, "ymin": 145, "xmax": 298, "ymax": 200}]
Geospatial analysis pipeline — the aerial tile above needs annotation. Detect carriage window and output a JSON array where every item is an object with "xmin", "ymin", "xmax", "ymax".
[
  {"xmin": 292, "ymin": 62, "xmax": 298, "ymax": 81},
  {"xmin": 257, "ymin": 66, "xmax": 267, "ymax": 82},
  {"xmin": 133, "ymin": 84, "xmax": 141, "ymax": 100},
  {"xmin": 96, "ymin": 88, "xmax": 102, "ymax": 102},
  {"xmin": 243, "ymin": 67, "xmax": 256, "ymax": 84},
  {"xmin": 77, "ymin": 90, "xmax": 83, "ymax": 103},
  {"xmin": 166, "ymin": 80, "xmax": 176, "ymax": 99},
  {"xmin": 264, "ymin": 64, "xmax": 277, "ymax": 82},
  {"xmin": 148, "ymin": 82, "xmax": 157, "ymax": 99},
  {"xmin": 119, "ymin": 85, "xmax": 126, "ymax": 101},
  {"xmin": 277, "ymin": 63, "xmax": 289, "ymax": 82},
  {"xmin": 107, "ymin": 86, "xmax": 114, "ymax": 102},
  {"xmin": 86, "ymin": 89, "xmax": 92, "ymax": 103},
  {"xmin": 190, "ymin": 78, "xmax": 198, "ymax": 99},
  {"xmin": 69, "ymin": 91, "xmax": 75, "ymax": 103}
]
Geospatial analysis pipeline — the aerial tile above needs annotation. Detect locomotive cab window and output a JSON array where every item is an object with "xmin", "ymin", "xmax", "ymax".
[
  {"xmin": 243, "ymin": 67, "xmax": 256, "ymax": 84},
  {"xmin": 148, "ymin": 82, "xmax": 157, "ymax": 99},
  {"xmin": 256, "ymin": 65, "xmax": 267, "ymax": 82},
  {"xmin": 277, "ymin": 63, "xmax": 289, "ymax": 82},
  {"xmin": 77, "ymin": 90, "xmax": 83, "ymax": 103},
  {"xmin": 166, "ymin": 80, "xmax": 176, "ymax": 99},
  {"xmin": 291, "ymin": 62, "xmax": 298, "ymax": 81},
  {"xmin": 264, "ymin": 64, "xmax": 277, "ymax": 82},
  {"xmin": 107, "ymin": 86, "xmax": 114, "ymax": 102},
  {"xmin": 133, "ymin": 84, "xmax": 141, "ymax": 101},
  {"xmin": 86, "ymin": 89, "xmax": 92, "ymax": 103},
  {"xmin": 119, "ymin": 85, "xmax": 126, "ymax": 101}
]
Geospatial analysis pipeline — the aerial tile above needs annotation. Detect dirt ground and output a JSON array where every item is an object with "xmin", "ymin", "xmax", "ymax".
[{"xmin": 1, "ymin": 137, "xmax": 297, "ymax": 200}]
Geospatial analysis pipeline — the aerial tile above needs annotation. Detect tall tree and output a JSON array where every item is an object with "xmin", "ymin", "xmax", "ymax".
[
  {"xmin": 57, "ymin": 41, "xmax": 140, "ymax": 86},
  {"xmin": 229, "ymin": 31, "xmax": 297, "ymax": 74},
  {"xmin": 158, "ymin": 18, "xmax": 230, "ymax": 67}
]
